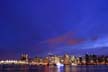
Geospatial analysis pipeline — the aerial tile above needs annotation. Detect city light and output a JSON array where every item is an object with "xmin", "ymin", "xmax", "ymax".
[{"xmin": 0, "ymin": 54, "xmax": 108, "ymax": 65}]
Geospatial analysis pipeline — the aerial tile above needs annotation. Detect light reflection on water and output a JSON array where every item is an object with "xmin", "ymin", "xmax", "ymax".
[{"xmin": 0, "ymin": 65, "xmax": 108, "ymax": 72}]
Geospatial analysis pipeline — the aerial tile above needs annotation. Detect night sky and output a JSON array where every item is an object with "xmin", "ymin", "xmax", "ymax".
[{"xmin": 0, "ymin": 0, "xmax": 108, "ymax": 59}]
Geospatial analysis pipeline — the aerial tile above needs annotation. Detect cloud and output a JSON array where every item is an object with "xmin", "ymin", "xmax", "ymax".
[
  {"xmin": 91, "ymin": 36, "xmax": 98, "ymax": 41},
  {"xmin": 46, "ymin": 32, "xmax": 87, "ymax": 48},
  {"xmin": 33, "ymin": 32, "xmax": 108, "ymax": 51},
  {"xmin": 79, "ymin": 36, "xmax": 108, "ymax": 49},
  {"xmin": 66, "ymin": 38, "xmax": 85, "ymax": 45}
]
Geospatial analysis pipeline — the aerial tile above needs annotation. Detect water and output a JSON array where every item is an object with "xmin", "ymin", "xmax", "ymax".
[{"xmin": 0, "ymin": 64, "xmax": 108, "ymax": 72}]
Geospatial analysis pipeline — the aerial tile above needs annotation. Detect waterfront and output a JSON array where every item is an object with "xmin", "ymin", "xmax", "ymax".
[{"xmin": 0, "ymin": 65, "xmax": 108, "ymax": 72}]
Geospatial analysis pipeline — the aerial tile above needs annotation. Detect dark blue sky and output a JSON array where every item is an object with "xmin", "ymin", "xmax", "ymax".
[{"xmin": 0, "ymin": 0, "xmax": 108, "ymax": 59}]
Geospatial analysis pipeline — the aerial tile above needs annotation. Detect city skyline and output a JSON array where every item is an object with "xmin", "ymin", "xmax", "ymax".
[
  {"xmin": 0, "ymin": 0, "xmax": 108, "ymax": 59},
  {"xmin": 1, "ymin": 53, "xmax": 108, "ymax": 66}
]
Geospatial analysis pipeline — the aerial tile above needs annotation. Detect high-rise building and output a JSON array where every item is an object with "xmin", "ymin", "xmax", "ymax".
[
  {"xmin": 63, "ymin": 54, "xmax": 70, "ymax": 65},
  {"xmin": 54, "ymin": 56, "xmax": 60, "ymax": 64},
  {"xmin": 48, "ymin": 53, "xmax": 55, "ymax": 64},
  {"xmin": 20, "ymin": 54, "xmax": 29, "ymax": 62}
]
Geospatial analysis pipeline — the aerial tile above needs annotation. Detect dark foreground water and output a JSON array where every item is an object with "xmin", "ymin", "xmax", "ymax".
[{"xmin": 0, "ymin": 64, "xmax": 108, "ymax": 72}]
